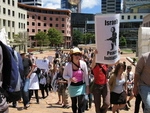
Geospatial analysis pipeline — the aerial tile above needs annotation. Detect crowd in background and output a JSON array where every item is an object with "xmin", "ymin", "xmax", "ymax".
[{"xmin": 11, "ymin": 47, "xmax": 145, "ymax": 113}]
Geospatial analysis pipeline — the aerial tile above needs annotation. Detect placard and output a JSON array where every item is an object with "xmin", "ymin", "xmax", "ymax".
[
  {"xmin": 95, "ymin": 14, "xmax": 120, "ymax": 64},
  {"xmin": 35, "ymin": 59, "xmax": 49, "ymax": 70}
]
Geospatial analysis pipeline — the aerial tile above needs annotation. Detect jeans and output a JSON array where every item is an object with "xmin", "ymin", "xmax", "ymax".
[
  {"xmin": 22, "ymin": 78, "xmax": 30, "ymax": 106},
  {"xmin": 139, "ymin": 85, "xmax": 150, "ymax": 113},
  {"xmin": 93, "ymin": 83, "xmax": 110, "ymax": 113},
  {"xmin": 134, "ymin": 93, "xmax": 144, "ymax": 113}
]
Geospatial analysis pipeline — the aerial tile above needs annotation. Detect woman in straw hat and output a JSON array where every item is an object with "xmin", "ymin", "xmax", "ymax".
[{"xmin": 63, "ymin": 47, "xmax": 89, "ymax": 113}]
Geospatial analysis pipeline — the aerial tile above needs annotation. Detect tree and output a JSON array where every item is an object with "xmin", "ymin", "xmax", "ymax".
[
  {"xmin": 13, "ymin": 32, "xmax": 28, "ymax": 51},
  {"xmin": 47, "ymin": 28, "xmax": 63, "ymax": 47},
  {"xmin": 35, "ymin": 31, "xmax": 49, "ymax": 50},
  {"xmin": 84, "ymin": 33, "xmax": 95, "ymax": 44},
  {"xmin": 119, "ymin": 35, "xmax": 127, "ymax": 47},
  {"xmin": 72, "ymin": 30, "xmax": 83, "ymax": 46}
]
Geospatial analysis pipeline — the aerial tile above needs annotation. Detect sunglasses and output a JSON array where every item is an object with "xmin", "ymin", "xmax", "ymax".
[{"xmin": 73, "ymin": 53, "xmax": 82, "ymax": 56}]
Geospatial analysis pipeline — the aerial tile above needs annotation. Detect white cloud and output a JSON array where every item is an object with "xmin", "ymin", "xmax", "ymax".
[
  {"xmin": 42, "ymin": 0, "xmax": 100, "ymax": 10},
  {"xmin": 42, "ymin": 0, "xmax": 61, "ymax": 9},
  {"xmin": 81, "ymin": 0, "xmax": 100, "ymax": 9}
]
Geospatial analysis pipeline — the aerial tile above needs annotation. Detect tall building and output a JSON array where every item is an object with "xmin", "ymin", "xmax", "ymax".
[
  {"xmin": 123, "ymin": 0, "xmax": 150, "ymax": 13},
  {"xmin": 18, "ymin": 0, "xmax": 42, "ymax": 6},
  {"xmin": 61, "ymin": 0, "xmax": 82, "ymax": 13},
  {"xmin": 101, "ymin": 0, "xmax": 122, "ymax": 14}
]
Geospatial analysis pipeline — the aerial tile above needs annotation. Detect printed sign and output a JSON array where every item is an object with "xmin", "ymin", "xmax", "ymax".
[
  {"xmin": 35, "ymin": 59, "xmax": 49, "ymax": 70},
  {"xmin": 95, "ymin": 14, "xmax": 120, "ymax": 64}
]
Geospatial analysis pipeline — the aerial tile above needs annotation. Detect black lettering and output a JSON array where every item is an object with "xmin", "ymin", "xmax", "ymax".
[
  {"xmin": 105, "ymin": 19, "xmax": 118, "ymax": 26},
  {"xmin": 104, "ymin": 55, "xmax": 117, "ymax": 60}
]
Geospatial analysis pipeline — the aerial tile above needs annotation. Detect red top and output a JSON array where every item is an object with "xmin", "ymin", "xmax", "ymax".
[{"xmin": 92, "ymin": 64, "xmax": 108, "ymax": 85}]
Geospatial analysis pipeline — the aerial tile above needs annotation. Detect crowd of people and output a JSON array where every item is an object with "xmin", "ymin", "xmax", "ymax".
[{"xmin": 9, "ymin": 47, "xmax": 148, "ymax": 113}]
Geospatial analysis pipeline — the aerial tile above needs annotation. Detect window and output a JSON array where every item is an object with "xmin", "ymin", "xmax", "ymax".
[
  {"xmin": 49, "ymin": 24, "xmax": 52, "ymax": 27},
  {"xmin": 62, "ymin": 18, "xmax": 65, "ymax": 21},
  {"xmin": 32, "ymin": 16, "xmax": 35, "ymax": 19},
  {"xmin": 8, "ymin": 0, "xmax": 10, "ymax": 5},
  {"xmin": 44, "ymin": 17, "xmax": 46, "ymax": 20},
  {"xmin": 24, "ymin": 24, "xmax": 25, "ymax": 29},
  {"xmin": 3, "ymin": 0, "xmax": 5, "ymax": 3},
  {"xmin": 12, "ymin": 11, "xmax": 15, "ymax": 16},
  {"xmin": 121, "ymin": 15, "xmax": 124, "ymax": 19},
  {"xmin": 44, "ymin": 23, "xmax": 46, "ymax": 26},
  {"xmin": 62, "ymin": 24, "xmax": 64, "ymax": 27},
  {"xmin": 27, "ymin": 22, "xmax": 29, "ymax": 25},
  {"xmin": 27, "ymin": 15, "xmax": 29, "ymax": 18},
  {"xmin": 134, "ymin": 16, "xmax": 136, "ymax": 19},
  {"xmin": 32, "ymin": 22, "xmax": 35, "ymax": 26},
  {"xmin": 44, "ymin": 30, "xmax": 46, "ymax": 32},
  {"xmin": 32, "ymin": 29, "xmax": 35, "ymax": 32},
  {"xmin": 38, "ymin": 29, "xmax": 41, "ymax": 32},
  {"xmin": 38, "ymin": 16, "xmax": 41, "ymax": 20},
  {"xmin": 8, "ymin": 9, "xmax": 10, "ymax": 15},
  {"xmin": 38, "ymin": 23, "xmax": 41, "ymax": 26},
  {"xmin": 12, "ymin": 21, "xmax": 14, "ymax": 27},
  {"xmin": 27, "ymin": 29, "xmax": 29, "ymax": 32},
  {"xmin": 128, "ymin": 15, "xmax": 130, "ymax": 19},
  {"xmin": 50, "ymin": 17, "xmax": 52, "ymax": 21},
  {"xmin": 19, "ymin": 23, "xmax": 20, "ymax": 28},
  {"xmin": 56, "ymin": 18, "xmax": 58, "ymax": 21},
  {"xmin": 18, "ymin": 13, "xmax": 20, "ymax": 18},
  {"xmin": 140, "ymin": 15, "xmax": 143, "ymax": 19},
  {"xmin": 62, "ymin": 30, "xmax": 64, "ymax": 33},
  {"xmin": 12, "ymin": 0, "xmax": 14, "ymax": 6},
  {"xmin": 8, "ymin": 20, "xmax": 10, "ymax": 27},
  {"xmin": 3, "ymin": 20, "xmax": 6, "ymax": 26},
  {"xmin": 3, "ymin": 8, "xmax": 6, "ymax": 14},
  {"xmin": 56, "ymin": 24, "xmax": 58, "ymax": 27}
]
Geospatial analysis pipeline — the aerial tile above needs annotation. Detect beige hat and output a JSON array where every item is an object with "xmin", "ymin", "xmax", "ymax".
[
  {"xmin": 19, "ymin": 50, "xmax": 26, "ymax": 55},
  {"xmin": 70, "ymin": 47, "xmax": 81, "ymax": 55}
]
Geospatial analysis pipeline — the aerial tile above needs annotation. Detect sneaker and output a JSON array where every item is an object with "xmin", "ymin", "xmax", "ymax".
[
  {"xmin": 127, "ymin": 101, "xmax": 131, "ymax": 107},
  {"xmin": 24, "ymin": 104, "xmax": 30, "ymax": 109}
]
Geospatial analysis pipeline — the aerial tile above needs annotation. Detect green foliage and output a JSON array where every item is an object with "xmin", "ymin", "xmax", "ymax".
[
  {"xmin": 47, "ymin": 28, "xmax": 63, "ymax": 46},
  {"xmin": 13, "ymin": 32, "xmax": 28, "ymax": 44},
  {"xmin": 84, "ymin": 33, "xmax": 95, "ymax": 44},
  {"xmin": 35, "ymin": 31, "xmax": 49, "ymax": 47},
  {"xmin": 72, "ymin": 30, "xmax": 83, "ymax": 46},
  {"xmin": 119, "ymin": 35, "xmax": 127, "ymax": 46}
]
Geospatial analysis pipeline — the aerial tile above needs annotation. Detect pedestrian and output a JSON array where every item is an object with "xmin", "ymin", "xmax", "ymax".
[
  {"xmin": 109, "ymin": 62, "xmax": 127, "ymax": 113},
  {"xmin": 90, "ymin": 49, "xmax": 110, "ymax": 113},
  {"xmin": 63, "ymin": 47, "xmax": 89, "ymax": 113},
  {"xmin": 133, "ymin": 52, "xmax": 150, "ymax": 113}
]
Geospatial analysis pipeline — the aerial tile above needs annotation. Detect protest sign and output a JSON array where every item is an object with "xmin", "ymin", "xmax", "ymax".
[
  {"xmin": 35, "ymin": 59, "xmax": 49, "ymax": 70},
  {"xmin": 95, "ymin": 14, "xmax": 120, "ymax": 64}
]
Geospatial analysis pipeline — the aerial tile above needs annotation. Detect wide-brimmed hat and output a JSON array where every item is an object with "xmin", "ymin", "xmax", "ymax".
[
  {"xmin": 19, "ymin": 50, "xmax": 26, "ymax": 55},
  {"xmin": 70, "ymin": 47, "xmax": 81, "ymax": 55}
]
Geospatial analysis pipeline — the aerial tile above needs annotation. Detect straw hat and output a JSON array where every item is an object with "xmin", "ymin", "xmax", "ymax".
[
  {"xmin": 70, "ymin": 47, "xmax": 81, "ymax": 55},
  {"xmin": 19, "ymin": 50, "xmax": 26, "ymax": 55}
]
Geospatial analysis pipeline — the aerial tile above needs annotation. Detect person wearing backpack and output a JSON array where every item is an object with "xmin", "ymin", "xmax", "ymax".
[
  {"xmin": 20, "ymin": 51, "xmax": 36, "ymax": 109},
  {"xmin": 90, "ymin": 49, "xmax": 110, "ymax": 113}
]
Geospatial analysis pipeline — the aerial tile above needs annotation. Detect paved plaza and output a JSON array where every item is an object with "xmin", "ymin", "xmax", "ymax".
[{"xmin": 8, "ymin": 50, "xmax": 143, "ymax": 113}]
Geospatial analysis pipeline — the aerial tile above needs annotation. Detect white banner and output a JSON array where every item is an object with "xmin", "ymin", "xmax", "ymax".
[
  {"xmin": 95, "ymin": 14, "xmax": 120, "ymax": 64},
  {"xmin": 35, "ymin": 59, "xmax": 49, "ymax": 70}
]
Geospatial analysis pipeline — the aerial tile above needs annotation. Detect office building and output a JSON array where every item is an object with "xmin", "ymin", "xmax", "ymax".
[
  {"xmin": 0, "ymin": 0, "xmax": 27, "ymax": 41},
  {"xmin": 18, "ymin": 0, "xmax": 42, "ymax": 6},
  {"xmin": 61, "ymin": 0, "xmax": 82, "ymax": 13},
  {"xmin": 18, "ymin": 3, "xmax": 72, "ymax": 48},
  {"xmin": 123, "ymin": 0, "xmax": 150, "ymax": 13},
  {"xmin": 101, "ymin": 0, "xmax": 122, "ymax": 14}
]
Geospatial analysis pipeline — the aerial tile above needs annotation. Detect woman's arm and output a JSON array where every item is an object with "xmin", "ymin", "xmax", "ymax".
[{"xmin": 91, "ymin": 49, "xmax": 98, "ymax": 69}]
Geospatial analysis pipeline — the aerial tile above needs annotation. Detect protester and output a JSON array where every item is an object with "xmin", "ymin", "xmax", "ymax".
[
  {"xmin": 63, "ymin": 47, "xmax": 89, "ymax": 113},
  {"xmin": 133, "ymin": 52, "xmax": 150, "ymax": 113},
  {"xmin": 90, "ymin": 49, "xmax": 110, "ymax": 113},
  {"xmin": 109, "ymin": 62, "xmax": 127, "ymax": 113},
  {"xmin": 20, "ymin": 50, "xmax": 35, "ymax": 109}
]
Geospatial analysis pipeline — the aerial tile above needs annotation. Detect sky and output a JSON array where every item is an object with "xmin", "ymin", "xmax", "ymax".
[{"xmin": 42, "ymin": 0, "xmax": 101, "ymax": 14}]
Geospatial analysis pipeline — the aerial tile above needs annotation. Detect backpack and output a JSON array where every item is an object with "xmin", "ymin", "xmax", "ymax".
[{"xmin": 0, "ymin": 41, "xmax": 22, "ymax": 102}]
